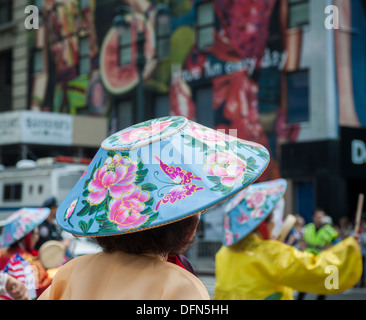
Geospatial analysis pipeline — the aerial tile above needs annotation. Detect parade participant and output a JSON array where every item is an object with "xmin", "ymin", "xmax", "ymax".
[
  {"xmin": 297, "ymin": 208, "xmax": 339, "ymax": 300},
  {"xmin": 303, "ymin": 208, "xmax": 338, "ymax": 254},
  {"xmin": 38, "ymin": 116, "xmax": 270, "ymax": 300},
  {"xmin": 0, "ymin": 208, "xmax": 53, "ymax": 298},
  {"xmin": 0, "ymin": 272, "xmax": 29, "ymax": 300},
  {"xmin": 214, "ymin": 179, "xmax": 362, "ymax": 300},
  {"xmin": 35, "ymin": 197, "xmax": 62, "ymax": 249}
]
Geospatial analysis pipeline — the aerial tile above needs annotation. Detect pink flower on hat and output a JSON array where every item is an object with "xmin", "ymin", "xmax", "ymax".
[
  {"xmin": 203, "ymin": 152, "xmax": 246, "ymax": 187},
  {"xmin": 267, "ymin": 185, "xmax": 284, "ymax": 195},
  {"xmin": 186, "ymin": 122, "xmax": 236, "ymax": 148},
  {"xmin": 117, "ymin": 119, "xmax": 172, "ymax": 144},
  {"xmin": 251, "ymin": 208, "xmax": 264, "ymax": 219},
  {"xmin": 87, "ymin": 154, "xmax": 138, "ymax": 205},
  {"xmin": 108, "ymin": 188, "xmax": 150, "ymax": 231},
  {"xmin": 65, "ymin": 199, "xmax": 78, "ymax": 219},
  {"xmin": 225, "ymin": 230, "xmax": 234, "ymax": 246},
  {"xmin": 246, "ymin": 189, "xmax": 267, "ymax": 209},
  {"xmin": 13, "ymin": 224, "xmax": 26, "ymax": 239}
]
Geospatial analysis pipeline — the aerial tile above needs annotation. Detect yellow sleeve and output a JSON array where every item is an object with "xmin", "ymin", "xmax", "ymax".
[{"xmin": 270, "ymin": 236, "xmax": 362, "ymax": 295}]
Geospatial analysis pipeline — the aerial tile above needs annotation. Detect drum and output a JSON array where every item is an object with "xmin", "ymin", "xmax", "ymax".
[{"xmin": 38, "ymin": 240, "xmax": 65, "ymax": 269}]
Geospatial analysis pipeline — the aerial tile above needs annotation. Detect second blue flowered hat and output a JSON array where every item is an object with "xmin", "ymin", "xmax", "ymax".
[
  {"xmin": 56, "ymin": 116, "xmax": 270, "ymax": 237},
  {"xmin": 223, "ymin": 178, "xmax": 287, "ymax": 246},
  {"xmin": 0, "ymin": 208, "xmax": 50, "ymax": 247}
]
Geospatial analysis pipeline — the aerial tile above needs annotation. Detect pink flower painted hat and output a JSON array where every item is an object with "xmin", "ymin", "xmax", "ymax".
[
  {"xmin": 56, "ymin": 116, "xmax": 270, "ymax": 237},
  {"xmin": 0, "ymin": 208, "xmax": 50, "ymax": 247},
  {"xmin": 223, "ymin": 178, "xmax": 287, "ymax": 246}
]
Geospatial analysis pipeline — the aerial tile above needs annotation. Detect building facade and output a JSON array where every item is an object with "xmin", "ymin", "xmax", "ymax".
[
  {"xmin": 1, "ymin": 0, "xmax": 365, "ymax": 228},
  {"xmin": 0, "ymin": 0, "xmax": 108, "ymax": 167}
]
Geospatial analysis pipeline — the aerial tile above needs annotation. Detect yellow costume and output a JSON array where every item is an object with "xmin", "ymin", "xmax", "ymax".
[
  {"xmin": 38, "ymin": 251, "xmax": 210, "ymax": 300},
  {"xmin": 214, "ymin": 234, "xmax": 362, "ymax": 300}
]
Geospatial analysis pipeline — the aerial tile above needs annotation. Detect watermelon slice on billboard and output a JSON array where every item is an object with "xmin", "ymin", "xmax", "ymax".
[{"xmin": 100, "ymin": 13, "xmax": 156, "ymax": 95}]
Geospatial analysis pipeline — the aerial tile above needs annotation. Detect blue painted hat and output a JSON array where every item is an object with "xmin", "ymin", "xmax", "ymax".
[
  {"xmin": 56, "ymin": 116, "xmax": 270, "ymax": 237},
  {"xmin": 0, "ymin": 208, "xmax": 50, "ymax": 247},
  {"xmin": 223, "ymin": 178, "xmax": 287, "ymax": 246}
]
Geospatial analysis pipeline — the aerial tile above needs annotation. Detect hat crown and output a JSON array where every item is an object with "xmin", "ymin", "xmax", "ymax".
[
  {"xmin": 102, "ymin": 116, "xmax": 187, "ymax": 151},
  {"xmin": 224, "ymin": 178, "xmax": 287, "ymax": 246}
]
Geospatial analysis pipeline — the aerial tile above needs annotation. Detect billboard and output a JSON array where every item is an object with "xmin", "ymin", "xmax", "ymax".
[{"xmin": 27, "ymin": 0, "xmax": 366, "ymax": 180}]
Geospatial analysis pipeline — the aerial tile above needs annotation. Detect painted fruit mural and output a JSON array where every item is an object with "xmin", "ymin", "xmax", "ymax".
[{"xmin": 100, "ymin": 13, "xmax": 156, "ymax": 95}]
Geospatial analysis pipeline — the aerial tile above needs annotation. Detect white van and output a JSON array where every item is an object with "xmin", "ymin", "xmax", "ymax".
[{"xmin": 0, "ymin": 157, "xmax": 87, "ymax": 221}]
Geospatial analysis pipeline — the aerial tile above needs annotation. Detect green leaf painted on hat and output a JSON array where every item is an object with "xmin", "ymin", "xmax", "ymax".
[
  {"xmin": 78, "ymin": 219, "xmax": 93, "ymax": 233},
  {"xmin": 76, "ymin": 204, "xmax": 91, "ymax": 217},
  {"xmin": 145, "ymin": 211, "xmax": 159, "ymax": 225},
  {"xmin": 145, "ymin": 197, "xmax": 154, "ymax": 206},
  {"xmin": 135, "ymin": 169, "xmax": 148, "ymax": 185},
  {"xmin": 140, "ymin": 207, "xmax": 153, "ymax": 216},
  {"xmin": 246, "ymin": 157, "xmax": 259, "ymax": 171},
  {"xmin": 96, "ymin": 214, "xmax": 118, "ymax": 232},
  {"xmin": 140, "ymin": 183, "xmax": 158, "ymax": 191},
  {"xmin": 207, "ymin": 176, "xmax": 221, "ymax": 184}
]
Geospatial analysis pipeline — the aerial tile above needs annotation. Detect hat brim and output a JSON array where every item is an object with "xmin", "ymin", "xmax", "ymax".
[
  {"xmin": 56, "ymin": 116, "xmax": 270, "ymax": 237},
  {"xmin": 223, "ymin": 178, "xmax": 287, "ymax": 246}
]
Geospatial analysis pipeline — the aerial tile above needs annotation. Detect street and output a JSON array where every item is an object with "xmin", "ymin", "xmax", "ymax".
[{"xmin": 198, "ymin": 275, "xmax": 366, "ymax": 300}]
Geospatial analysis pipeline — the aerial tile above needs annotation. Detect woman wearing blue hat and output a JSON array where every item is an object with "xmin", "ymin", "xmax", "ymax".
[
  {"xmin": 38, "ymin": 116, "xmax": 270, "ymax": 300},
  {"xmin": 214, "ymin": 179, "xmax": 362, "ymax": 300},
  {"xmin": 0, "ymin": 207, "xmax": 53, "ymax": 299}
]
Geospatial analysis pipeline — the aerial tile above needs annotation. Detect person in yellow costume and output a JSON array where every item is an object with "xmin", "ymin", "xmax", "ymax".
[{"xmin": 214, "ymin": 179, "xmax": 362, "ymax": 300}]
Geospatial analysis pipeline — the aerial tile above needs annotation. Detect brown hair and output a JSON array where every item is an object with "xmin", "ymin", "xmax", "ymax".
[{"xmin": 94, "ymin": 214, "xmax": 200, "ymax": 255}]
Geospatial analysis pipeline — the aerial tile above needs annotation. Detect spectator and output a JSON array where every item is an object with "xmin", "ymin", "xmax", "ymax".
[
  {"xmin": 286, "ymin": 214, "xmax": 305, "ymax": 249},
  {"xmin": 338, "ymin": 216, "xmax": 353, "ymax": 241},
  {"xmin": 297, "ymin": 208, "xmax": 338, "ymax": 300},
  {"xmin": 35, "ymin": 197, "xmax": 62, "ymax": 250}
]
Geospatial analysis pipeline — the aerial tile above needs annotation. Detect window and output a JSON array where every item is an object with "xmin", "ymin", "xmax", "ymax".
[
  {"xmin": 117, "ymin": 100, "xmax": 133, "ymax": 130},
  {"xmin": 119, "ymin": 25, "xmax": 132, "ymax": 66},
  {"xmin": 154, "ymin": 94, "xmax": 170, "ymax": 118},
  {"xmin": 288, "ymin": 0, "xmax": 309, "ymax": 28},
  {"xmin": 294, "ymin": 180, "xmax": 314, "ymax": 224},
  {"xmin": 33, "ymin": 49, "xmax": 43, "ymax": 73},
  {"xmin": 0, "ymin": 0, "xmax": 11, "ymax": 25},
  {"xmin": 286, "ymin": 69, "xmax": 309, "ymax": 124},
  {"xmin": 34, "ymin": 0, "xmax": 43, "ymax": 10},
  {"xmin": 196, "ymin": 2, "xmax": 214, "ymax": 49},
  {"xmin": 79, "ymin": 37, "xmax": 90, "ymax": 75},
  {"xmin": 156, "ymin": 13, "xmax": 170, "ymax": 58},
  {"xmin": 195, "ymin": 87, "xmax": 214, "ymax": 128},
  {"xmin": 0, "ymin": 50, "xmax": 12, "ymax": 112},
  {"xmin": 3, "ymin": 184, "xmax": 22, "ymax": 201}
]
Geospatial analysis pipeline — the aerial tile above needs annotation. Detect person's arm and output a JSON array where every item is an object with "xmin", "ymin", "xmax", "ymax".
[
  {"xmin": 0, "ymin": 273, "xmax": 30, "ymax": 300},
  {"xmin": 271, "ymin": 237, "xmax": 362, "ymax": 295}
]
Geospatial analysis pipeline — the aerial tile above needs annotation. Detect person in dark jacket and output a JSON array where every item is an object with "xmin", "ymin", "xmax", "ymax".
[{"xmin": 35, "ymin": 197, "xmax": 63, "ymax": 250}]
